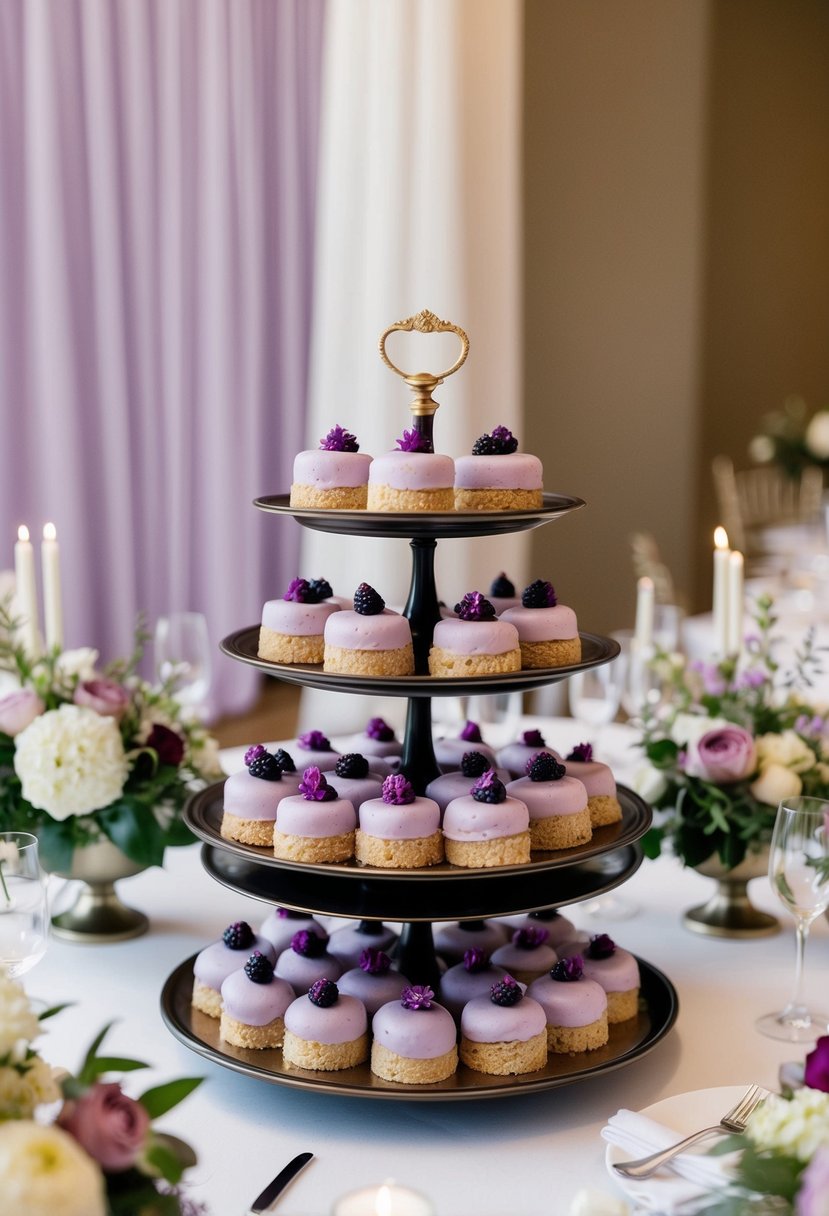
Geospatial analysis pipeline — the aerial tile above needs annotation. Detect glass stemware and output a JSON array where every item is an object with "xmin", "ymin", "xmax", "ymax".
[
  {"xmin": 756, "ymin": 796, "xmax": 829, "ymax": 1042},
  {"xmin": 154, "ymin": 611, "xmax": 212, "ymax": 717},
  {"xmin": 567, "ymin": 658, "xmax": 626, "ymax": 751},
  {"xmin": 0, "ymin": 832, "xmax": 49, "ymax": 978}
]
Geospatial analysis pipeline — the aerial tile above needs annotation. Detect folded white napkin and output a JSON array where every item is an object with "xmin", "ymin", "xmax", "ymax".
[{"xmin": 602, "ymin": 1109, "xmax": 736, "ymax": 1214}]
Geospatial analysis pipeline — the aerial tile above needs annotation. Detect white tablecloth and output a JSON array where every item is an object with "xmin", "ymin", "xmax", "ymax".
[{"xmin": 34, "ymin": 722, "xmax": 828, "ymax": 1216}]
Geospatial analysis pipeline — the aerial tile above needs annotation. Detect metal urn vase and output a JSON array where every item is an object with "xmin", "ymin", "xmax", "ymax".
[
  {"xmin": 51, "ymin": 838, "xmax": 149, "ymax": 942},
  {"xmin": 684, "ymin": 846, "xmax": 778, "ymax": 939}
]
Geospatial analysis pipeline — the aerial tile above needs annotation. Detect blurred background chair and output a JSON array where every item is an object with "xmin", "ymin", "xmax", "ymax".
[{"xmin": 712, "ymin": 455, "xmax": 823, "ymax": 565}]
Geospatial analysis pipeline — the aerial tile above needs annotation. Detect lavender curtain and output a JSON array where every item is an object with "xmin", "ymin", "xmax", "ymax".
[{"xmin": 0, "ymin": 0, "xmax": 325, "ymax": 716}]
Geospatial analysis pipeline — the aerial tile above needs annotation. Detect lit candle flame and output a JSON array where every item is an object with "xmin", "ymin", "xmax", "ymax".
[
  {"xmin": 375, "ymin": 1186, "xmax": 392, "ymax": 1216},
  {"xmin": 714, "ymin": 526, "xmax": 729, "ymax": 550},
  {"xmin": 43, "ymin": 522, "xmax": 57, "ymax": 542},
  {"xmin": 17, "ymin": 524, "xmax": 29, "ymax": 543}
]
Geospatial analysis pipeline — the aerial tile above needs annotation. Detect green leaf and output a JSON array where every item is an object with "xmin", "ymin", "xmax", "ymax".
[
  {"xmin": 646, "ymin": 738, "xmax": 680, "ymax": 766},
  {"xmin": 77, "ymin": 1021, "xmax": 115, "ymax": 1085},
  {"xmin": 138, "ymin": 1076, "xmax": 203, "ymax": 1119},
  {"xmin": 640, "ymin": 827, "xmax": 664, "ymax": 860},
  {"xmin": 35, "ymin": 818, "xmax": 76, "ymax": 873},
  {"xmin": 85, "ymin": 1055, "xmax": 149, "ymax": 1077},
  {"xmin": 97, "ymin": 803, "xmax": 166, "ymax": 868},
  {"xmin": 37, "ymin": 1002, "xmax": 73, "ymax": 1022},
  {"xmin": 737, "ymin": 1146, "xmax": 803, "ymax": 1202},
  {"xmin": 143, "ymin": 1138, "xmax": 186, "ymax": 1185}
]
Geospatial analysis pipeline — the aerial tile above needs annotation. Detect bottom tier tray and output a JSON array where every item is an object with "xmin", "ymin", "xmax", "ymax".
[{"xmin": 161, "ymin": 954, "xmax": 677, "ymax": 1102}]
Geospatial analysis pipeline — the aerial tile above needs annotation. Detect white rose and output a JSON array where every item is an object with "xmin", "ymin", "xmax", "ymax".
[
  {"xmin": 630, "ymin": 762, "xmax": 668, "ymax": 804},
  {"xmin": 750, "ymin": 762, "xmax": 802, "ymax": 806},
  {"xmin": 805, "ymin": 410, "xmax": 829, "ymax": 460},
  {"xmin": 13, "ymin": 704, "xmax": 128, "ymax": 821},
  {"xmin": 756, "ymin": 730, "xmax": 815, "ymax": 774},
  {"xmin": 0, "ymin": 971, "xmax": 40, "ymax": 1058},
  {"xmin": 569, "ymin": 1188, "xmax": 631, "ymax": 1216},
  {"xmin": 0, "ymin": 1123, "xmax": 105, "ymax": 1216},
  {"xmin": 54, "ymin": 647, "xmax": 100, "ymax": 682}
]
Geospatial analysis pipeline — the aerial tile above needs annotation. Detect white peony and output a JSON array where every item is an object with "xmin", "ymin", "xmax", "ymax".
[
  {"xmin": 750, "ymin": 762, "xmax": 802, "ymax": 806},
  {"xmin": 805, "ymin": 410, "xmax": 829, "ymax": 460},
  {"xmin": 747, "ymin": 1087, "xmax": 829, "ymax": 1161},
  {"xmin": 54, "ymin": 648, "xmax": 99, "ymax": 683},
  {"xmin": 13, "ymin": 704, "xmax": 128, "ymax": 821},
  {"xmin": 0, "ymin": 971, "xmax": 40, "ymax": 1059},
  {"xmin": 0, "ymin": 1122, "xmax": 106, "ymax": 1216},
  {"xmin": 756, "ymin": 730, "xmax": 816, "ymax": 774}
]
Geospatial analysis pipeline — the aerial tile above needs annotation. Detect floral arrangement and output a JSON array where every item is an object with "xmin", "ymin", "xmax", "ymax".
[
  {"xmin": 0, "ymin": 970, "xmax": 204, "ymax": 1215},
  {"xmin": 749, "ymin": 396, "xmax": 829, "ymax": 478},
  {"xmin": 637, "ymin": 596, "xmax": 829, "ymax": 869},
  {"xmin": 0, "ymin": 603, "xmax": 222, "ymax": 872}
]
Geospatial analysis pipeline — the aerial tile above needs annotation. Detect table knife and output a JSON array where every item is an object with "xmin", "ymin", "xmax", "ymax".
[{"xmin": 249, "ymin": 1151, "xmax": 314, "ymax": 1214}]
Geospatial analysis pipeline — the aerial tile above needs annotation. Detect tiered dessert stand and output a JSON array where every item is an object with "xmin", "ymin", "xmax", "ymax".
[{"xmin": 161, "ymin": 311, "xmax": 678, "ymax": 1099}]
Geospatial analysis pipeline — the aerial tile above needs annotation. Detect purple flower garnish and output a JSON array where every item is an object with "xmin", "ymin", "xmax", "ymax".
[
  {"xmin": 522, "ymin": 729, "xmax": 546, "ymax": 748},
  {"xmin": 567, "ymin": 743, "xmax": 594, "ymax": 763},
  {"xmin": 366, "ymin": 717, "xmax": 395, "ymax": 742},
  {"xmin": 308, "ymin": 978, "xmax": 339, "ymax": 1006},
  {"xmin": 551, "ymin": 955, "xmax": 584, "ymax": 982},
  {"xmin": 298, "ymin": 730, "xmax": 332, "ymax": 752},
  {"xmin": 291, "ymin": 929, "xmax": 328, "ymax": 957},
  {"xmin": 471, "ymin": 769, "xmax": 507, "ymax": 804},
  {"xmin": 244, "ymin": 744, "xmax": 266, "ymax": 767},
  {"xmin": 804, "ymin": 1036, "xmax": 829, "ymax": 1092},
  {"xmin": 490, "ymin": 976, "xmax": 523, "ymax": 1006},
  {"xmin": 276, "ymin": 907, "xmax": 306, "ymax": 920},
  {"xmin": 395, "ymin": 428, "xmax": 431, "ymax": 454},
  {"xmin": 454, "ymin": 592, "xmax": 497, "ymax": 622},
  {"xmin": 320, "ymin": 424, "xmax": 359, "ymax": 452},
  {"xmin": 587, "ymin": 934, "xmax": 616, "ymax": 959},
  {"xmin": 359, "ymin": 948, "xmax": 392, "ymax": 975},
  {"xmin": 298, "ymin": 766, "xmax": 338, "ymax": 802},
  {"xmin": 491, "ymin": 425, "xmax": 518, "ymax": 453},
  {"xmin": 513, "ymin": 926, "xmax": 550, "ymax": 950},
  {"xmin": 460, "ymin": 720, "xmax": 483, "ymax": 743},
  {"xmin": 382, "ymin": 774, "xmax": 415, "ymax": 805},
  {"xmin": 462, "ymin": 948, "xmax": 490, "ymax": 973},
  {"xmin": 284, "ymin": 577, "xmax": 316, "ymax": 603},
  {"xmin": 401, "ymin": 985, "xmax": 435, "ymax": 1011}
]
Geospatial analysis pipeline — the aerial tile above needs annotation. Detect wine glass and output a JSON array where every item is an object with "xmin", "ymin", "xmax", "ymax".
[
  {"xmin": 0, "ymin": 832, "xmax": 49, "ymax": 978},
  {"xmin": 567, "ymin": 658, "xmax": 626, "ymax": 749},
  {"xmin": 154, "ymin": 611, "xmax": 212, "ymax": 717},
  {"xmin": 756, "ymin": 796, "xmax": 829, "ymax": 1042},
  {"xmin": 612, "ymin": 630, "xmax": 662, "ymax": 723}
]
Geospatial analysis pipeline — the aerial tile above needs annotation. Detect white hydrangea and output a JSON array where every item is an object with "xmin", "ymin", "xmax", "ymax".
[
  {"xmin": 756, "ymin": 730, "xmax": 815, "ymax": 774},
  {"xmin": 0, "ymin": 972, "xmax": 39, "ymax": 1060},
  {"xmin": 0, "ymin": 1122, "xmax": 105, "ymax": 1216},
  {"xmin": 746, "ymin": 1088, "xmax": 829, "ymax": 1162},
  {"xmin": 0, "ymin": 1057, "xmax": 59, "ymax": 1120},
  {"xmin": 13, "ymin": 705, "xmax": 128, "ymax": 821}
]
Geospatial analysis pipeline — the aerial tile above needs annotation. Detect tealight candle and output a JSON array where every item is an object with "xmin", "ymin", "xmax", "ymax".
[
  {"xmin": 13, "ymin": 525, "xmax": 40, "ymax": 657},
  {"xmin": 332, "ymin": 1182, "xmax": 435, "ymax": 1216},
  {"xmin": 712, "ymin": 526, "xmax": 730, "ymax": 657},
  {"xmin": 41, "ymin": 522, "xmax": 63, "ymax": 652}
]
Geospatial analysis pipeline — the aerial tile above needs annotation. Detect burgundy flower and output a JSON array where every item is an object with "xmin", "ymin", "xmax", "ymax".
[
  {"xmin": 298, "ymin": 730, "xmax": 332, "ymax": 752},
  {"xmin": 146, "ymin": 724, "xmax": 185, "ymax": 768},
  {"xmin": 284, "ymin": 577, "xmax": 313, "ymax": 603},
  {"xmin": 462, "ymin": 948, "xmax": 490, "ymax": 973},
  {"xmin": 567, "ymin": 742, "xmax": 594, "ymax": 763},
  {"xmin": 57, "ymin": 1082, "xmax": 150, "ymax": 1172},
  {"xmin": 382, "ymin": 774, "xmax": 415, "ymax": 805},
  {"xmin": 320, "ymin": 425, "xmax": 359, "ymax": 452},
  {"xmin": 460, "ymin": 721, "xmax": 483, "ymax": 743},
  {"xmin": 587, "ymin": 934, "xmax": 616, "ymax": 959},
  {"xmin": 244, "ymin": 744, "xmax": 266, "ymax": 766},
  {"xmin": 513, "ymin": 926, "xmax": 549, "ymax": 950},
  {"xmin": 522, "ymin": 729, "xmax": 546, "ymax": 748},
  {"xmin": 805, "ymin": 1036, "xmax": 829, "ymax": 1093},
  {"xmin": 551, "ymin": 955, "xmax": 584, "ymax": 982},
  {"xmin": 366, "ymin": 717, "xmax": 395, "ymax": 742},
  {"xmin": 73, "ymin": 678, "xmax": 131, "ymax": 722},
  {"xmin": 359, "ymin": 948, "xmax": 391, "ymax": 975}
]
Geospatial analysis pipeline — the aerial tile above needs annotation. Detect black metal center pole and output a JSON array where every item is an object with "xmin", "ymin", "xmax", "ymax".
[
  {"xmin": 400, "ymin": 697, "xmax": 440, "ymax": 793},
  {"xmin": 393, "ymin": 921, "xmax": 442, "ymax": 990},
  {"xmin": 404, "ymin": 537, "xmax": 442, "ymax": 674}
]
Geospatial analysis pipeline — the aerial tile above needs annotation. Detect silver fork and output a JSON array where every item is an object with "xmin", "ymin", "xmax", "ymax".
[{"xmin": 612, "ymin": 1084, "xmax": 770, "ymax": 1180}]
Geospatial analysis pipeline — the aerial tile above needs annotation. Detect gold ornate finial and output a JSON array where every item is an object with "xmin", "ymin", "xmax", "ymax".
[{"xmin": 378, "ymin": 310, "xmax": 469, "ymax": 416}]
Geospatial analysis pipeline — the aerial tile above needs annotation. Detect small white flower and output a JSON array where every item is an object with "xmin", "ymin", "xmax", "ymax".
[
  {"xmin": 747, "ymin": 1087, "xmax": 829, "ymax": 1162},
  {"xmin": 53, "ymin": 648, "xmax": 99, "ymax": 683},
  {"xmin": 805, "ymin": 410, "xmax": 829, "ymax": 460},
  {"xmin": 0, "ymin": 1122, "xmax": 106, "ymax": 1216},
  {"xmin": 0, "ymin": 971, "xmax": 40, "ymax": 1059},
  {"xmin": 13, "ymin": 705, "xmax": 128, "ymax": 821}
]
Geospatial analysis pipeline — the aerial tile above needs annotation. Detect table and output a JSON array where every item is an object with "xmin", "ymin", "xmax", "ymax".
[{"xmin": 34, "ymin": 721, "xmax": 828, "ymax": 1216}]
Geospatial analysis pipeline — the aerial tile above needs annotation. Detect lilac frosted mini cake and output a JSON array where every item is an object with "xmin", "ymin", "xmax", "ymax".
[
  {"xmin": 320, "ymin": 753, "xmax": 385, "ymax": 811},
  {"xmin": 497, "ymin": 728, "xmax": 552, "ymax": 779},
  {"xmin": 191, "ymin": 921, "xmax": 276, "ymax": 1018},
  {"xmin": 507, "ymin": 752, "xmax": 592, "ymax": 851},
  {"xmin": 283, "ymin": 979, "xmax": 369, "ymax": 1071},
  {"xmin": 290, "ymin": 425, "xmax": 373, "ymax": 510},
  {"xmin": 356, "ymin": 775, "xmax": 443, "ymax": 869},
  {"xmin": 460, "ymin": 975, "xmax": 548, "ymax": 1075},
  {"xmin": 220, "ymin": 746, "xmax": 299, "ymax": 847},
  {"xmin": 528, "ymin": 954, "xmax": 609, "ymax": 1054},
  {"xmin": 432, "ymin": 918, "xmax": 510, "ymax": 964},
  {"xmin": 433, "ymin": 721, "xmax": 498, "ymax": 773},
  {"xmin": 292, "ymin": 729, "xmax": 341, "ymax": 771},
  {"xmin": 258, "ymin": 577, "xmax": 342, "ymax": 665},
  {"xmin": 426, "ymin": 752, "xmax": 511, "ymax": 816},
  {"xmin": 501, "ymin": 580, "xmax": 581, "ymax": 669},
  {"xmin": 275, "ymin": 929, "xmax": 343, "ymax": 990},
  {"xmin": 337, "ymin": 948, "xmax": 410, "ymax": 1019},
  {"xmin": 357, "ymin": 717, "xmax": 403, "ymax": 769},
  {"xmin": 559, "ymin": 933, "xmax": 640, "ymax": 1023},
  {"xmin": 438, "ymin": 948, "xmax": 509, "ymax": 1023},
  {"xmin": 561, "ymin": 743, "xmax": 623, "ymax": 828},
  {"xmin": 494, "ymin": 909, "xmax": 579, "ymax": 949},
  {"xmin": 443, "ymin": 770, "xmax": 531, "ymax": 868},
  {"xmin": 428, "ymin": 593, "xmax": 521, "ymax": 678},
  {"xmin": 487, "ymin": 572, "xmax": 521, "ymax": 615},
  {"xmin": 366, "ymin": 429, "xmax": 455, "ymax": 513},
  {"xmin": 326, "ymin": 920, "xmax": 398, "ymax": 969},
  {"xmin": 273, "ymin": 767, "xmax": 356, "ymax": 863},
  {"xmin": 259, "ymin": 907, "xmax": 327, "ymax": 955},
  {"xmin": 324, "ymin": 584, "xmax": 415, "ymax": 677},
  {"xmin": 219, "ymin": 950, "xmax": 295, "ymax": 1049},
  {"xmin": 371, "ymin": 985, "xmax": 458, "ymax": 1083},
  {"xmin": 490, "ymin": 926, "xmax": 557, "ymax": 985},
  {"xmin": 453, "ymin": 426, "xmax": 543, "ymax": 511}
]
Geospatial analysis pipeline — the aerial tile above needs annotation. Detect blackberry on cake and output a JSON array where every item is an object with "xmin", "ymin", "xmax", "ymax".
[
  {"xmin": 191, "ymin": 920, "xmax": 276, "ymax": 1018},
  {"xmin": 219, "ymin": 950, "xmax": 296, "ymax": 1049},
  {"xmin": 274, "ymin": 927, "xmax": 344, "ymax": 990},
  {"xmin": 220, "ymin": 745, "xmax": 300, "ymax": 847},
  {"xmin": 507, "ymin": 751, "xmax": 592, "ymax": 851},
  {"xmin": 442, "ymin": 769, "xmax": 531, "ymax": 868},
  {"xmin": 323, "ymin": 585, "xmax": 415, "ymax": 677},
  {"xmin": 454, "ymin": 425, "xmax": 543, "ymax": 511},
  {"xmin": 459, "ymin": 975, "xmax": 548, "ymax": 1075},
  {"xmin": 282, "ymin": 980, "xmax": 370, "ymax": 1071},
  {"xmin": 501, "ymin": 580, "xmax": 582, "ymax": 669}
]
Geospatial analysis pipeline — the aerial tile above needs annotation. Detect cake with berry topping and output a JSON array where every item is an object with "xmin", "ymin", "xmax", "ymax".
[
  {"xmin": 191, "ymin": 921, "xmax": 276, "ymax": 1018},
  {"xmin": 356, "ymin": 775, "xmax": 443, "ymax": 868},
  {"xmin": 290, "ymin": 425, "xmax": 373, "ymax": 510},
  {"xmin": 432, "ymin": 918, "xmax": 510, "ymax": 964},
  {"xmin": 425, "ymin": 752, "xmax": 511, "ymax": 816},
  {"xmin": 433, "ymin": 721, "xmax": 498, "ymax": 772},
  {"xmin": 428, "ymin": 593, "xmax": 521, "ymax": 677},
  {"xmin": 275, "ymin": 928, "xmax": 344, "ymax": 990},
  {"xmin": 292, "ymin": 730, "xmax": 341, "ymax": 770},
  {"xmin": 496, "ymin": 728, "xmax": 551, "ymax": 778},
  {"xmin": 366, "ymin": 429, "xmax": 455, "ymax": 513},
  {"xmin": 438, "ymin": 948, "xmax": 509, "ymax": 1022},
  {"xmin": 494, "ymin": 908, "xmax": 580, "ymax": 949},
  {"xmin": 221, "ymin": 745, "xmax": 301, "ymax": 846},
  {"xmin": 219, "ymin": 950, "xmax": 296, "ymax": 1049},
  {"xmin": 501, "ymin": 580, "xmax": 581, "ymax": 669},
  {"xmin": 258, "ymin": 907, "xmax": 327, "ymax": 955},
  {"xmin": 273, "ymin": 767, "xmax": 357, "ymax": 863},
  {"xmin": 528, "ymin": 955, "xmax": 609, "ymax": 1054},
  {"xmin": 558, "ymin": 934, "xmax": 640, "ymax": 1023},
  {"xmin": 486, "ymin": 572, "xmax": 521, "ymax": 614},
  {"xmin": 320, "ymin": 754, "xmax": 385, "ymax": 810},
  {"xmin": 258, "ymin": 577, "xmax": 342, "ymax": 664},
  {"xmin": 442, "ymin": 770, "xmax": 531, "ymax": 868},
  {"xmin": 282, "ymin": 979, "xmax": 369, "ymax": 1071},
  {"xmin": 490, "ymin": 926, "xmax": 557, "ymax": 984},
  {"xmin": 326, "ymin": 920, "xmax": 399, "ymax": 969},
  {"xmin": 460, "ymin": 975, "xmax": 548, "ymax": 1075},
  {"xmin": 323, "ymin": 584, "xmax": 415, "ymax": 677},
  {"xmin": 507, "ymin": 753, "xmax": 592, "ymax": 851},
  {"xmin": 454, "ymin": 427, "xmax": 543, "ymax": 511},
  {"xmin": 371, "ymin": 986, "xmax": 458, "ymax": 1083},
  {"xmin": 561, "ymin": 743, "xmax": 623, "ymax": 828},
  {"xmin": 337, "ymin": 949, "xmax": 410, "ymax": 1019},
  {"xmin": 356, "ymin": 717, "xmax": 403, "ymax": 769}
]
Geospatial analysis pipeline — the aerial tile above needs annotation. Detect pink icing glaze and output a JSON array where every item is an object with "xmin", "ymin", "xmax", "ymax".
[
  {"xmin": 454, "ymin": 453, "xmax": 543, "ymax": 491},
  {"xmin": 193, "ymin": 935, "xmax": 276, "ymax": 991},
  {"xmin": 358, "ymin": 795, "xmax": 441, "ymax": 840},
  {"xmin": 220, "ymin": 969, "xmax": 295, "ymax": 1026},
  {"xmin": 433, "ymin": 738, "xmax": 498, "ymax": 772},
  {"xmin": 292, "ymin": 449, "xmax": 373, "ymax": 489},
  {"xmin": 489, "ymin": 595, "xmax": 521, "ymax": 614},
  {"xmin": 495, "ymin": 912, "xmax": 578, "ymax": 948},
  {"xmin": 275, "ymin": 950, "xmax": 343, "ymax": 990},
  {"xmin": 433, "ymin": 921, "xmax": 510, "ymax": 962},
  {"xmin": 425, "ymin": 768, "xmax": 511, "ymax": 815},
  {"xmin": 319, "ymin": 768, "xmax": 385, "ymax": 810},
  {"xmin": 261, "ymin": 598, "xmax": 341, "ymax": 636},
  {"xmin": 438, "ymin": 962, "xmax": 508, "ymax": 1021},
  {"xmin": 338, "ymin": 967, "xmax": 410, "ymax": 1017},
  {"xmin": 258, "ymin": 912, "xmax": 325, "ymax": 954},
  {"xmin": 284, "ymin": 991, "xmax": 367, "ymax": 1045},
  {"xmin": 500, "ymin": 603, "xmax": 579, "ymax": 642},
  {"xmin": 460, "ymin": 992, "xmax": 547, "ymax": 1043},
  {"xmin": 562, "ymin": 759, "xmax": 617, "ymax": 798},
  {"xmin": 368, "ymin": 451, "xmax": 454, "ymax": 491},
  {"xmin": 527, "ymin": 973, "xmax": 608, "ymax": 1027},
  {"xmin": 372, "ymin": 998, "xmax": 457, "ymax": 1059},
  {"xmin": 431, "ymin": 617, "xmax": 520, "ymax": 657},
  {"xmin": 276, "ymin": 794, "xmax": 357, "ymax": 838},
  {"xmin": 359, "ymin": 735, "xmax": 403, "ymax": 758},
  {"xmin": 506, "ymin": 774, "xmax": 589, "ymax": 820},
  {"xmin": 442, "ymin": 794, "xmax": 530, "ymax": 842},
  {"xmin": 223, "ymin": 769, "xmax": 292, "ymax": 822},
  {"xmin": 326, "ymin": 922, "xmax": 398, "ymax": 967},
  {"xmin": 293, "ymin": 739, "xmax": 342, "ymax": 767},
  {"xmin": 324, "ymin": 608, "xmax": 413, "ymax": 652},
  {"xmin": 558, "ymin": 942, "xmax": 640, "ymax": 993},
  {"xmin": 490, "ymin": 939, "xmax": 557, "ymax": 975}
]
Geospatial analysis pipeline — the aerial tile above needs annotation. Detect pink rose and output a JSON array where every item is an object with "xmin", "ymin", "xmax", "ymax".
[
  {"xmin": 805, "ymin": 1036, "xmax": 829, "ymax": 1094},
  {"xmin": 683, "ymin": 726, "xmax": 757, "ymax": 783},
  {"xmin": 0, "ymin": 689, "xmax": 44, "ymax": 736},
  {"xmin": 74, "ymin": 678, "xmax": 131, "ymax": 721},
  {"xmin": 57, "ymin": 1082, "xmax": 150, "ymax": 1172}
]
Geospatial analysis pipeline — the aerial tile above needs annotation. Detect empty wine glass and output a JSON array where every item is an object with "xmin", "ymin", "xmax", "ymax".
[
  {"xmin": 567, "ymin": 658, "xmax": 626, "ymax": 749},
  {"xmin": 612, "ymin": 630, "xmax": 662, "ymax": 723},
  {"xmin": 154, "ymin": 611, "xmax": 212, "ymax": 718},
  {"xmin": 756, "ymin": 796, "xmax": 829, "ymax": 1042},
  {"xmin": 0, "ymin": 832, "xmax": 49, "ymax": 978}
]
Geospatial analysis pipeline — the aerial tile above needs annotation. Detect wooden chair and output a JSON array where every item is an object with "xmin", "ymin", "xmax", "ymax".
[
  {"xmin": 629, "ymin": 532, "xmax": 677, "ymax": 606},
  {"xmin": 711, "ymin": 455, "xmax": 823, "ymax": 556}
]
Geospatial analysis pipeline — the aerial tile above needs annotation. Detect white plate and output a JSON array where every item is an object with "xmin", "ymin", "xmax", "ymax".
[{"xmin": 605, "ymin": 1084, "xmax": 747, "ymax": 1209}]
